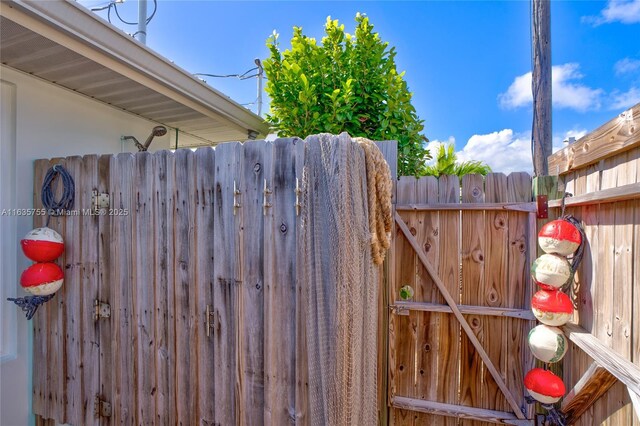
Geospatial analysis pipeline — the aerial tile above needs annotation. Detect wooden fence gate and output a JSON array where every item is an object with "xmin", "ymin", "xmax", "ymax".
[
  {"xmin": 31, "ymin": 139, "xmax": 310, "ymax": 425},
  {"xmin": 388, "ymin": 173, "xmax": 537, "ymax": 425}
]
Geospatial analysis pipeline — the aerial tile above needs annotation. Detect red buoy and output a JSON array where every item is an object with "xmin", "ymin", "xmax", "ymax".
[
  {"xmin": 21, "ymin": 227, "xmax": 64, "ymax": 262},
  {"xmin": 532, "ymin": 289, "xmax": 573, "ymax": 326},
  {"xmin": 538, "ymin": 219, "xmax": 581, "ymax": 256},
  {"xmin": 20, "ymin": 263, "xmax": 64, "ymax": 296},
  {"xmin": 524, "ymin": 368, "xmax": 566, "ymax": 404}
]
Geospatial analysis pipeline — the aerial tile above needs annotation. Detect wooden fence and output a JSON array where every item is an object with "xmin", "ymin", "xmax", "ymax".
[
  {"xmin": 547, "ymin": 103, "xmax": 640, "ymax": 426},
  {"xmin": 31, "ymin": 138, "xmax": 396, "ymax": 426},
  {"xmin": 388, "ymin": 173, "xmax": 537, "ymax": 425}
]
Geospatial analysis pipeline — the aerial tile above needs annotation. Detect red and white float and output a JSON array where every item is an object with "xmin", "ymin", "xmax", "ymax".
[
  {"xmin": 528, "ymin": 324, "xmax": 568, "ymax": 363},
  {"xmin": 21, "ymin": 227, "xmax": 64, "ymax": 262},
  {"xmin": 538, "ymin": 219, "xmax": 582, "ymax": 256},
  {"xmin": 20, "ymin": 262, "xmax": 64, "ymax": 296},
  {"xmin": 531, "ymin": 254, "xmax": 572, "ymax": 290},
  {"xmin": 524, "ymin": 368, "xmax": 566, "ymax": 404},
  {"xmin": 531, "ymin": 289, "xmax": 573, "ymax": 326}
]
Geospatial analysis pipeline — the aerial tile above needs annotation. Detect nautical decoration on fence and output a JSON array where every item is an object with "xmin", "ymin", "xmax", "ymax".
[
  {"xmin": 525, "ymin": 194, "xmax": 587, "ymax": 426},
  {"xmin": 531, "ymin": 289, "xmax": 573, "ymax": 326},
  {"xmin": 21, "ymin": 227, "xmax": 64, "ymax": 262},
  {"xmin": 20, "ymin": 263, "xmax": 64, "ymax": 296},
  {"xmin": 524, "ymin": 368, "xmax": 566, "ymax": 404},
  {"xmin": 531, "ymin": 254, "xmax": 572, "ymax": 290},
  {"xmin": 528, "ymin": 324, "xmax": 568, "ymax": 363},
  {"xmin": 7, "ymin": 164, "xmax": 74, "ymax": 320},
  {"xmin": 538, "ymin": 219, "xmax": 582, "ymax": 256}
]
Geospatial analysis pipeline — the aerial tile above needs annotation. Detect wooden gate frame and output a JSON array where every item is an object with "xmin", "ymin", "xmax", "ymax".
[{"xmin": 393, "ymin": 210, "xmax": 531, "ymax": 425}]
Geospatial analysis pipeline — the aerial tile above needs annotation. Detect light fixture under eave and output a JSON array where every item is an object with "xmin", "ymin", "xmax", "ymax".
[{"xmin": 248, "ymin": 130, "xmax": 259, "ymax": 140}]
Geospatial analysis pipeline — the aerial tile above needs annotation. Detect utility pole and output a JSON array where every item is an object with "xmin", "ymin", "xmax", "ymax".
[
  {"xmin": 136, "ymin": 0, "xmax": 147, "ymax": 44},
  {"xmin": 532, "ymin": 0, "xmax": 551, "ymax": 176},
  {"xmin": 255, "ymin": 58, "xmax": 264, "ymax": 116}
]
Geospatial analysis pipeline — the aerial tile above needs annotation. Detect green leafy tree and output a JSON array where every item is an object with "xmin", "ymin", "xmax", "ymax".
[
  {"xmin": 424, "ymin": 143, "xmax": 492, "ymax": 178},
  {"xmin": 264, "ymin": 13, "xmax": 430, "ymax": 176}
]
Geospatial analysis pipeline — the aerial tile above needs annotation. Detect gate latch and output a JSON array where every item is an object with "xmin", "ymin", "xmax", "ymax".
[
  {"xmin": 94, "ymin": 396, "xmax": 112, "ymax": 418},
  {"xmin": 93, "ymin": 300, "xmax": 111, "ymax": 321}
]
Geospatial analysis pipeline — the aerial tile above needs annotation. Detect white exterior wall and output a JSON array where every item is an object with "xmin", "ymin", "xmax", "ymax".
[{"xmin": 0, "ymin": 65, "xmax": 172, "ymax": 426}]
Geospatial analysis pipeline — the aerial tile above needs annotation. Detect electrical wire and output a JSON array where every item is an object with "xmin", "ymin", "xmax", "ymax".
[
  {"xmin": 194, "ymin": 66, "xmax": 259, "ymax": 80},
  {"xmin": 95, "ymin": 0, "xmax": 158, "ymax": 26}
]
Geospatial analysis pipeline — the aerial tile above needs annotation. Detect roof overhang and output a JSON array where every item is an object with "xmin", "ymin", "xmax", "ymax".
[{"xmin": 0, "ymin": 0, "xmax": 269, "ymax": 146}]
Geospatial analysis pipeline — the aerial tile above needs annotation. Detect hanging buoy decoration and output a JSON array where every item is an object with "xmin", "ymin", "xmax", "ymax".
[
  {"xmin": 525, "ymin": 368, "xmax": 566, "ymax": 404},
  {"xmin": 531, "ymin": 254, "xmax": 572, "ymax": 290},
  {"xmin": 532, "ymin": 289, "xmax": 573, "ymax": 326},
  {"xmin": 20, "ymin": 262, "xmax": 64, "ymax": 296},
  {"xmin": 538, "ymin": 219, "xmax": 582, "ymax": 256},
  {"xmin": 528, "ymin": 324, "xmax": 568, "ymax": 363},
  {"xmin": 21, "ymin": 227, "xmax": 65, "ymax": 262}
]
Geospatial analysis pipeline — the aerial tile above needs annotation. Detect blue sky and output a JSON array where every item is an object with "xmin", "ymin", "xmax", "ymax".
[{"xmin": 83, "ymin": 0, "xmax": 640, "ymax": 173}]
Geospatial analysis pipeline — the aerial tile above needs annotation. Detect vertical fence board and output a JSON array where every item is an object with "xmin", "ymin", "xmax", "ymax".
[
  {"xmin": 32, "ymin": 159, "xmax": 49, "ymax": 419},
  {"xmin": 413, "ymin": 176, "xmax": 443, "ymax": 425},
  {"xmin": 111, "ymin": 153, "xmax": 136, "ymax": 425},
  {"xmin": 505, "ymin": 172, "xmax": 532, "ymax": 420},
  {"xmin": 264, "ymin": 138, "xmax": 299, "ymax": 424},
  {"xmin": 62, "ymin": 156, "xmax": 82, "ymax": 426},
  {"xmin": 460, "ymin": 174, "xmax": 485, "ymax": 426},
  {"xmin": 194, "ymin": 147, "xmax": 216, "ymax": 424},
  {"xmin": 483, "ymin": 173, "xmax": 509, "ymax": 415},
  {"xmin": 437, "ymin": 175, "xmax": 462, "ymax": 425},
  {"xmin": 294, "ymin": 139, "xmax": 309, "ymax": 425},
  {"xmin": 50, "ymin": 156, "xmax": 68, "ymax": 424},
  {"xmin": 97, "ymin": 154, "xmax": 112, "ymax": 426},
  {"xmin": 392, "ymin": 177, "xmax": 418, "ymax": 426},
  {"xmin": 173, "ymin": 149, "xmax": 198, "ymax": 426},
  {"xmin": 237, "ymin": 140, "xmax": 266, "ymax": 425},
  {"xmin": 152, "ymin": 150, "xmax": 171, "ymax": 426},
  {"xmin": 213, "ymin": 142, "xmax": 242, "ymax": 425},
  {"xmin": 133, "ymin": 152, "xmax": 157, "ymax": 425}
]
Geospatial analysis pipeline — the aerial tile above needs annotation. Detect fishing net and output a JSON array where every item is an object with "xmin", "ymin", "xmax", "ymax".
[{"xmin": 302, "ymin": 133, "xmax": 390, "ymax": 426}]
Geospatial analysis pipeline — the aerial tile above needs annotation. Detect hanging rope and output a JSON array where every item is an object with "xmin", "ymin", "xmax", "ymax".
[
  {"xmin": 558, "ymin": 192, "xmax": 587, "ymax": 275},
  {"xmin": 41, "ymin": 164, "xmax": 75, "ymax": 226}
]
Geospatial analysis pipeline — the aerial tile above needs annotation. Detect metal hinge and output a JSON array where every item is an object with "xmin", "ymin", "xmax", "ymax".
[
  {"xmin": 93, "ymin": 300, "xmax": 111, "ymax": 321},
  {"xmin": 205, "ymin": 304, "xmax": 216, "ymax": 337},
  {"xmin": 92, "ymin": 190, "xmax": 110, "ymax": 213},
  {"xmin": 94, "ymin": 396, "xmax": 112, "ymax": 418}
]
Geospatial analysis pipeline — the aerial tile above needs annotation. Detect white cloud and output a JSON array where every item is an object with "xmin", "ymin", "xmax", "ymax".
[
  {"xmin": 614, "ymin": 57, "xmax": 640, "ymax": 75},
  {"xmin": 456, "ymin": 129, "xmax": 533, "ymax": 174},
  {"xmin": 454, "ymin": 128, "xmax": 589, "ymax": 174},
  {"xmin": 609, "ymin": 86, "xmax": 640, "ymax": 110},
  {"xmin": 498, "ymin": 63, "xmax": 603, "ymax": 112},
  {"xmin": 583, "ymin": 0, "xmax": 640, "ymax": 25}
]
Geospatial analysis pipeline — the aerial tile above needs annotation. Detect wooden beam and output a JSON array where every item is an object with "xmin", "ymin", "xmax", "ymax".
[
  {"xmin": 395, "ymin": 202, "xmax": 536, "ymax": 212},
  {"xmin": 628, "ymin": 388, "xmax": 640, "ymax": 422},
  {"xmin": 560, "ymin": 362, "xmax": 618, "ymax": 425},
  {"xmin": 391, "ymin": 396, "xmax": 532, "ymax": 425},
  {"xmin": 548, "ymin": 182, "xmax": 640, "ymax": 208},
  {"xmin": 390, "ymin": 301, "xmax": 535, "ymax": 320},
  {"xmin": 548, "ymin": 103, "xmax": 640, "ymax": 175},
  {"xmin": 394, "ymin": 212, "xmax": 526, "ymax": 420},
  {"xmin": 562, "ymin": 323, "xmax": 640, "ymax": 397}
]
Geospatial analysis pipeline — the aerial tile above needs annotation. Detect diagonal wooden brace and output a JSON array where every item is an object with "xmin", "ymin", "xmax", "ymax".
[{"xmin": 394, "ymin": 212, "xmax": 526, "ymax": 420}]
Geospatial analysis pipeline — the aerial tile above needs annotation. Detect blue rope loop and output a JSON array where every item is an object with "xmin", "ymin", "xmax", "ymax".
[
  {"xmin": 7, "ymin": 294, "xmax": 55, "ymax": 320},
  {"xmin": 41, "ymin": 164, "xmax": 75, "ymax": 226}
]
